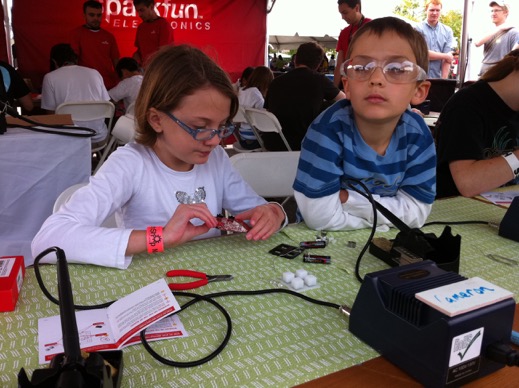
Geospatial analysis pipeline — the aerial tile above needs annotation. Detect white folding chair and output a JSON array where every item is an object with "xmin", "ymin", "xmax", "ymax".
[
  {"xmin": 93, "ymin": 114, "xmax": 136, "ymax": 174},
  {"xmin": 55, "ymin": 100, "xmax": 116, "ymax": 155},
  {"xmin": 231, "ymin": 106, "xmax": 264, "ymax": 153},
  {"xmin": 244, "ymin": 107, "xmax": 292, "ymax": 151},
  {"xmin": 53, "ymin": 182, "xmax": 117, "ymax": 228},
  {"xmin": 230, "ymin": 151, "xmax": 300, "ymax": 205},
  {"xmin": 125, "ymin": 101, "xmax": 136, "ymax": 116}
]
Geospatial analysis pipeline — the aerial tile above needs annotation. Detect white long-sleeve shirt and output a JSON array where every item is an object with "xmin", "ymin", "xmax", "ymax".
[
  {"xmin": 295, "ymin": 189, "xmax": 431, "ymax": 231},
  {"xmin": 32, "ymin": 143, "xmax": 268, "ymax": 269}
]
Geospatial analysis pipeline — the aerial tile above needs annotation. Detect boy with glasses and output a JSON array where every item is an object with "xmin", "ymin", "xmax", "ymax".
[
  {"xmin": 293, "ymin": 17, "xmax": 435, "ymax": 231},
  {"xmin": 475, "ymin": 1, "xmax": 519, "ymax": 76}
]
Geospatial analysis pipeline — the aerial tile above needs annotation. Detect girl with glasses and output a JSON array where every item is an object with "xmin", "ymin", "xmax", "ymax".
[{"xmin": 32, "ymin": 45, "xmax": 287, "ymax": 269}]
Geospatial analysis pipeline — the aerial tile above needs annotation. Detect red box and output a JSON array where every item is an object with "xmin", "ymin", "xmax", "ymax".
[{"xmin": 0, "ymin": 256, "xmax": 25, "ymax": 312}]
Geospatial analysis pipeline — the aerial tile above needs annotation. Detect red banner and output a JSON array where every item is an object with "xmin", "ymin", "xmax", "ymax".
[{"xmin": 12, "ymin": 0, "xmax": 267, "ymax": 90}]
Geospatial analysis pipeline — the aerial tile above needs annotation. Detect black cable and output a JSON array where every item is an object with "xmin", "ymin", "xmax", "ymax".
[
  {"xmin": 139, "ymin": 289, "xmax": 341, "ymax": 367},
  {"xmin": 344, "ymin": 179, "xmax": 378, "ymax": 284},
  {"xmin": 344, "ymin": 181, "xmax": 498, "ymax": 282},
  {"xmin": 10, "ymin": 123, "xmax": 97, "ymax": 137},
  {"xmin": 2, "ymin": 100, "xmax": 97, "ymax": 137},
  {"xmin": 140, "ymin": 291, "xmax": 233, "ymax": 368},
  {"xmin": 423, "ymin": 220, "xmax": 490, "ymax": 227},
  {"xmin": 34, "ymin": 248, "xmax": 343, "ymax": 369},
  {"xmin": 33, "ymin": 247, "xmax": 114, "ymax": 310},
  {"xmin": 486, "ymin": 342, "xmax": 519, "ymax": 367},
  {"xmin": 206, "ymin": 288, "xmax": 341, "ymax": 310}
]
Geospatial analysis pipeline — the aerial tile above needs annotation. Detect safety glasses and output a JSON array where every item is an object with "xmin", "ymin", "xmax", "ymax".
[
  {"xmin": 163, "ymin": 111, "xmax": 237, "ymax": 141},
  {"xmin": 341, "ymin": 56, "xmax": 427, "ymax": 84}
]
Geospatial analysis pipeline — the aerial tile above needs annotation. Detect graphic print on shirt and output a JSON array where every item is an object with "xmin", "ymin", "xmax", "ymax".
[{"xmin": 176, "ymin": 187, "xmax": 206, "ymax": 204}]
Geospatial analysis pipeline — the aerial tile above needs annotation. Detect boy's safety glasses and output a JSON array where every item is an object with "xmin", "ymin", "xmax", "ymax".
[
  {"xmin": 341, "ymin": 57, "xmax": 427, "ymax": 84},
  {"xmin": 164, "ymin": 111, "xmax": 237, "ymax": 141}
]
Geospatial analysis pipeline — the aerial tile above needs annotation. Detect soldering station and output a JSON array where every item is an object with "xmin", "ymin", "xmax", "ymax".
[{"xmin": 19, "ymin": 194, "xmax": 519, "ymax": 387}]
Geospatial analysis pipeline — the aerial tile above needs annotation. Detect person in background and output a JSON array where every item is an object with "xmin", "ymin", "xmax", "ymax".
[
  {"xmin": 233, "ymin": 66, "xmax": 254, "ymax": 92},
  {"xmin": 237, "ymin": 66, "xmax": 274, "ymax": 150},
  {"xmin": 133, "ymin": 0, "xmax": 174, "ymax": 68},
  {"xmin": 0, "ymin": 61, "xmax": 33, "ymax": 112},
  {"xmin": 41, "ymin": 43, "xmax": 110, "ymax": 147},
  {"xmin": 275, "ymin": 55, "xmax": 285, "ymax": 71},
  {"xmin": 294, "ymin": 17, "xmax": 434, "ymax": 231},
  {"xmin": 264, "ymin": 42, "xmax": 345, "ymax": 151},
  {"xmin": 415, "ymin": 0, "xmax": 454, "ymax": 79},
  {"xmin": 329, "ymin": 54, "xmax": 336, "ymax": 72},
  {"xmin": 319, "ymin": 54, "xmax": 329, "ymax": 73},
  {"xmin": 108, "ymin": 57, "xmax": 143, "ymax": 113},
  {"xmin": 435, "ymin": 49, "xmax": 519, "ymax": 198},
  {"xmin": 333, "ymin": 0, "xmax": 371, "ymax": 88},
  {"xmin": 70, "ymin": 0, "xmax": 120, "ymax": 89},
  {"xmin": 32, "ymin": 44, "xmax": 286, "ymax": 269},
  {"xmin": 475, "ymin": 1, "xmax": 519, "ymax": 76},
  {"xmin": 269, "ymin": 56, "xmax": 276, "ymax": 71}
]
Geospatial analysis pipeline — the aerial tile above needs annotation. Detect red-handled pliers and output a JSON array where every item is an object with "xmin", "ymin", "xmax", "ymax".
[{"xmin": 166, "ymin": 269, "xmax": 233, "ymax": 290}]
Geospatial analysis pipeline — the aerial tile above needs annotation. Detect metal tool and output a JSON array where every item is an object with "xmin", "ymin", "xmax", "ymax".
[
  {"xmin": 166, "ymin": 269, "xmax": 233, "ymax": 290},
  {"xmin": 486, "ymin": 254, "xmax": 518, "ymax": 266}
]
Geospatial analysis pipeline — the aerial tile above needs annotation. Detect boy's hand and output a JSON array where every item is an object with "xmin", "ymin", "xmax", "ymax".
[
  {"xmin": 163, "ymin": 203, "xmax": 217, "ymax": 248},
  {"xmin": 339, "ymin": 189, "xmax": 349, "ymax": 203},
  {"xmin": 235, "ymin": 203, "xmax": 285, "ymax": 241}
]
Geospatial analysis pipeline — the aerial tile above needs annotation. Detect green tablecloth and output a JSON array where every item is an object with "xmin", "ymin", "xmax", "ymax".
[{"xmin": 1, "ymin": 197, "xmax": 517, "ymax": 387}]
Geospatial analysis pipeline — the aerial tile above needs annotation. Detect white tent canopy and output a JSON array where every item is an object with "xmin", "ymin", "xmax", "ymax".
[{"xmin": 269, "ymin": 34, "xmax": 338, "ymax": 50}]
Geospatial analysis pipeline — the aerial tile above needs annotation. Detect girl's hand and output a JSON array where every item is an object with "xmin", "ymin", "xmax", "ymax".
[
  {"xmin": 235, "ymin": 203, "xmax": 285, "ymax": 241},
  {"xmin": 163, "ymin": 203, "xmax": 217, "ymax": 248}
]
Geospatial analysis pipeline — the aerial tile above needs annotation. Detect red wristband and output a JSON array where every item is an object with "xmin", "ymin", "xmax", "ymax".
[{"xmin": 146, "ymin": 226, "xmax": 164, "ymax": 254}]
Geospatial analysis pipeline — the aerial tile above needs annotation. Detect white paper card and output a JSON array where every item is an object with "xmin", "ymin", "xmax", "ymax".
[
  {"xmin": 415, "ymin": 277, "xmax": 514, "ymax": 317},
  {"xmin": 38, "ymin": 278, "xmax": 184, "ymax": 364}
]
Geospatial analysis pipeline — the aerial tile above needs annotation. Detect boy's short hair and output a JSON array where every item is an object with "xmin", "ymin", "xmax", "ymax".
[
  {"xmin": 50, "ymin": 43, "xmax": 78, "ymax": 69},
  {"xmin": 295, "ymin": 42, "xmax": 324, "ymax": 70},
  {"xmin": 115, "ymin": 57, "xmax": 140, "ymax": 78},
  {"xmin": 83, "ymin": 0, "xmax": 102, "ymax": 13},
  {"xmin": 134, "ymin": 45, "xmax": 238, "ymax": 147},
  {"xmin": 347, "ymin": 16, "xmax": 429, "ymax": 73}
]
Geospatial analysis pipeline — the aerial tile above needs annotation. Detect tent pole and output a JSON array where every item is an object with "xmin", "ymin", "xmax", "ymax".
[
  {"xmin": 2, "ymin": 0, "xmax": 12, "ymax": 65},
  {"xmin": 457, "ymin": 0, "xmax": 472, "ymax": 88}
]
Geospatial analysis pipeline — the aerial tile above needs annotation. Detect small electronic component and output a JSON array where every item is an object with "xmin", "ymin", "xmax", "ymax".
[
  {"xmin": 215, "ymin": 214, "xmax": 250, "ymax": 233},
  {"xmin": 303, "ymin": 254, "xmax": 331, "ymax": 264},
  {"xmin": 299, "ymin": 240, "xmax": 327, "ymax": 249},
  {"xmin": 268, "ymin": 243, "xmax": 304, "ymax": 259}
]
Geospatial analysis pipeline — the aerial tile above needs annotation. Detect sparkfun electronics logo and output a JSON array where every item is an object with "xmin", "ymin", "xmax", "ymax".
[{"xmin": 100, "ymin": 1, "xmax": 211, "ymax": 31}]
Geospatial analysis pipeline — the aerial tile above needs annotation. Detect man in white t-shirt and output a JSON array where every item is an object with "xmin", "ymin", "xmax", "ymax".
[{"xmin": 41, "ymin": 43, "xmax": 110, "ymax": 146}]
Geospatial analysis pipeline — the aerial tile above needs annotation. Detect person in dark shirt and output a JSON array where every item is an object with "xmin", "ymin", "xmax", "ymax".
[
  {"xmin": 263, "ymin": 42, "xmax": 345, "ymax": 151},
  {"xmin": 0, "ymin": 61, "xmax": 33, "ymax": 112},
  {"xmin": 436, "ymin": 49, "xmax": 519, "ymax": 198}
]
